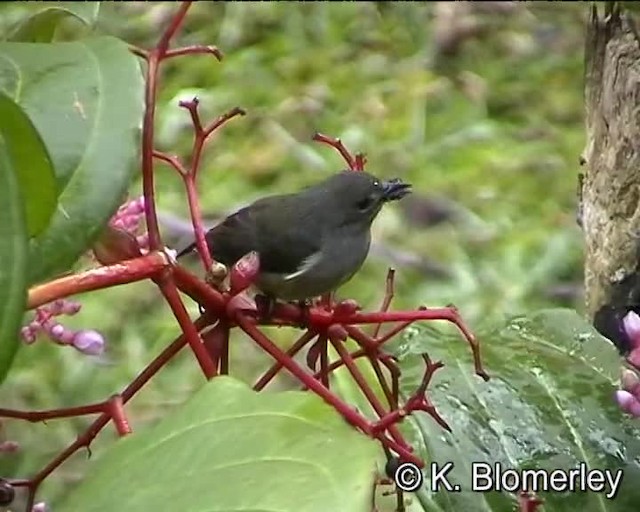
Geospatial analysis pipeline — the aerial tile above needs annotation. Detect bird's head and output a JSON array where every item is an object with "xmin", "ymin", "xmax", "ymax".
[{"xmin": 319, "ymin": 170, "xmax": 412, "ymax": 227}]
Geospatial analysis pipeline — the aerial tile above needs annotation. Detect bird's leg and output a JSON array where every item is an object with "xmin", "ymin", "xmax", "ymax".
[
  {"xmin": 255, "ymin": 294, "xmax": 277, "ymax": 323},
  {"xmin": 296, "ymin": 299, "xmax": 314, "ymax": 328}
]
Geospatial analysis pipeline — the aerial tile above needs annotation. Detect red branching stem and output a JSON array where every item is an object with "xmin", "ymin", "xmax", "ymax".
[
  {"xmin": 254, "ymin": 330, "xmax": 318, "ymax": 391},
  {"xmin": 156, "ymin": 277, "xmax": 216, "ymax": 379},
  {"xmin": 330, "ymin": 309, "xmax": 489, "ymax": 381},
  {"xmin": 107, "ymin": 395, "xmax": 131, "ymax": 436},
  {"xmin": 373, "ymin": 268, "xmax": 396, "ymax": 338},
  {"xmin": 0, "ymin": 402, "xmax": 108, "ymax": 422},
  {"xmin": 179, "ymin": 98, "xmax": 204, "ymax": 135},
  {"xmin": 177, "ymin": 102, "xmax": 245, "ymax": 273},
  {"xmin": 236, "ymin": 314, "xmax": 372, "ymax": 433},
  {"xmin": 327, "ymin": 335, "xmax": 408, "ymax": 450},
  {"xmin": 203, "ymin": 106, "xmax": 246, "ymax": 141},
  {"xmin": 153, "ymin": 150, "xmax": 188, "ymax": 176},
  {"xmin": 15, "ymin": 316, "xmax": 209, "ymax": 507},
  {"xmin": 183, "ymin": 174, "xmax": 214, "ymax": 271},
  {"xmin": 313, "ymin": 132, "xmax": 357, "ymax": 170},
  {"xmin": 165, "ymin": 45, "xmax": 223, "ymax": 61},
  {"xmin": 27, "ymin": 252, "xmax": 170, "ymax": 310},
  {"xmin": 141, "ymin": 50, "xmax": 164, "ymax": 250},
  {"xmin": 141, "ymin": 1, "xmax": 192, "ymax": 250},
  {"xmin": 218, "ymin": 320, "xmax": 230, "ymax": 375},
  {"xmin": 319, "ymin": 334, "xmax": 330, "ymax": 389},
  {"xmin": 156, "ymin": 1, "xmax": 191, "ymax": 56}
]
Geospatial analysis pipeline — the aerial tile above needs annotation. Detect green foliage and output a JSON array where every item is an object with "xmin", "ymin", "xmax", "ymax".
[
  {"xmin": 0, "ymin": 128, "xmax": 28, "ymax": 384},
  {"xmin": 0, "ymin": 37, "xmax": 144, "ymax": 284},
  {"xmin": 8, "ymin": 2, "xmax": 99, "ymax": 43},
  {"xmin": 58, "ymin": 377, "xmax": 379, "ymax": 512},
  {"xmin": 386, "ymin": 309, "xmax": 640, "ymax": 511}
]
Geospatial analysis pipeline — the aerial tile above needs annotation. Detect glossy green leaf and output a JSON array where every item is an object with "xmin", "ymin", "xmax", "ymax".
[
  {"xmin": 0, "ymin": 135, "xmax": 28, "ymax": 384},
  {"xmin": 9, "ymin": 2, "xmax": 100, "ymax": 43},
  {"xmin": 0, "ymin": 92, "xmax": 57, "ymax": 237},
  {"xmin": 385, "ymin": 308, "xmax": 640, "ymax": 512},
  {"xmin": 0, "ymin": 37, "xmax": 144, "ymax": 283},
  {"xmin": 58, "ymin": 376, "xmax": 379, "ymax": 512}
]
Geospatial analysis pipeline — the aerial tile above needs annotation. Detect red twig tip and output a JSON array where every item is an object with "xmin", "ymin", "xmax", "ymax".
[{"xmin": 313, "ymin": 132, "xmax": 366, "ymax": 171}]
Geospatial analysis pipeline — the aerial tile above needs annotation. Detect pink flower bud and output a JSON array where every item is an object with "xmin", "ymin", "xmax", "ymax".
[
  {"xmin": 32, "ymin": 502, "xmax": 48, "ymax": 512},
  {"xmin": 20, "ymin": 326, "xmax": 36, "ymax": 344},
  {"xmin": 623, "ymin": 311, "xmax": 640, "ymax": 350},
  {"xmin": 229, "ymin": 251, "xmax": 260, "ymax": 295},
  {"xmin": 50, "ymin": 324, "xmax": 65, "ymax": 339},
  {"xmin": 615, "ymin": 390, "xmax": 640, "ymax": 417},
  {"xmin": 621, "ymin": 369, "xmax": 640, "ymax": 396},
  {"xmin": 72, "ymin": 330, "xmax": 105, "ymax": 356},
  {"xmin": 627, "ymin": 348, "xmax": 640, "ymax": 371}
]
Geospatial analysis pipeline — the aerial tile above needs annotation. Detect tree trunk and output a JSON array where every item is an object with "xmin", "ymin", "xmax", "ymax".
[{"xmin": 583, "ymin": 3, "xmax": 640, "ymax": 329}]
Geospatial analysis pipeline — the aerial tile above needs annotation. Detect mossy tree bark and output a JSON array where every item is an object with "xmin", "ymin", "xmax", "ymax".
[{"xmin": 583, "ymin": 3, "xmax": 640, "ymax": 326}]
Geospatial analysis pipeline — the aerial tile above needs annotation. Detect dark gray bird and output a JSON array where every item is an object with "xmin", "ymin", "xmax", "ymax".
[{"xmin": 177, "ymin": 170, "xmax": 412, "ymax": 301}]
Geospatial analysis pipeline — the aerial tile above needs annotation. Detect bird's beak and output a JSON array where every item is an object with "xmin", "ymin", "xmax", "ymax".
[{"xmin": 382, "ymin": 178, "xmax": 412, "ymax": 201}]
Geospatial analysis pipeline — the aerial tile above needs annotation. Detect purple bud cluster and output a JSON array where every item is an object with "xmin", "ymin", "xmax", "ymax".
[
  {"xmin": 20, "ymin": 299, "xmax": 104, "ymax": 356},
  {"xmin": 615, "ymin": 311, "xmax": 640, "ymax": 418}
]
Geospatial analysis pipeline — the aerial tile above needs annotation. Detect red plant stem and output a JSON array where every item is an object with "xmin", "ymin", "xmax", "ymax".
[
  {"xmin": 236, "ymin": 314, "xmax": 372, "ymax": 433},
  {"xmin": 0, "ymin": 402, "xmax": 109, "ymax": 422},
  {"xmin": 183, "ymin": 174, "xmax": 214, "ymax": 271},
  {"xmin": 344, "ymin": 326, "xmax": 400, "ymax": 408},
  {"xmin": 253, "ymin": 330, "xmax": 318, "ymax": 391},
  {"xmin": 107, "ymin": 395, "xmax": 131, "ymax": 436},
  {"xmin": 312, "ymin": 132, "xmax": 356, "ymax": 170},
  {"xmin": 156, "ymin": 277, "xmax": 216, "ymax": 379},
  {"xmin": 319, "ymin": 334, "xmax": 329, "ymax": 389},
  {"xmin": 27, "ymin": 252, "xmax": 170, "ymax": 310},
  {"xmin": 18, "ymin": 315, "xmax": 207, "ymax": 509},
  {"xmin": 373, "ymin": 269, "xmax": 395, "ymax": 338},
  {"xmin": 328, "ymin": 336, "xmax": 408, "ymax": 450},
  {"xmin": 141, "ymin": 49, "xmax": 163, "ymax": 250},
  {"xmin": 156, "ymin": 1, "xmax": 191, "ymax": 55},
  {"xmin": 141, "ymin": 0, "xmax": 192, "ymax": 250},
  {"xmin": 331, "ymin": 309, "xmax": 488, "ymax": 381},
  {"xmin": 219, "ymin": 320, "xmax": 230, "ymax": 375},
  {"xmin": 165, "ymin": 45, "xmax": 223, "ymax": 60},
  {"xmin": 374, "ymin": 320, "xmax": 414, "ymax": 345},
  {"xmin": 153, "ymin": 150, "xmax": 188, "ymax": 175}
]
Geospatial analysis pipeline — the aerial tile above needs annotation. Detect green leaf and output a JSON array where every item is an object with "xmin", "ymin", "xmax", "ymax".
[
  {"xmin": 0, "ymin": 135, "xmax": 28, "ymax": 384},
  {"xmin": 9, "ymin": 2, "xmax": 100, "ymax": 43},
  {"xmin": 386, "ymin": 308, "xmax": 640, "ymax": 512},
  {"xmin": 0, "ymin": 92, "xmax": 57, "ymax": 237},
  {"xmin": 0, "ymin": 37, "xmax": 144, "ymax": 283},
  {"xmin": 58, "ymin": 376, "xmax": 379, "ymax": 512}
]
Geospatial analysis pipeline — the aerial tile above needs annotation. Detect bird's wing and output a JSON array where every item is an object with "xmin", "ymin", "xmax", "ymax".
[{"xmin": 202, "ymin": 195, "xmax": 323, "ymax": 276}]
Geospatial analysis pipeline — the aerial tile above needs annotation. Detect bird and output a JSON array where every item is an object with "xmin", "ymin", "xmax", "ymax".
[{"xmin": 177, "ymin": 170, "xmax": 412, "ymax": 302}]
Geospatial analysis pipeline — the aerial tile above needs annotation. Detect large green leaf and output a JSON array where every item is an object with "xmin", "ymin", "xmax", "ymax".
[
  {"xmin": 0, "ymin": 134, "xmax": 28, "ymax": 384},
  {"xmin": 385, "ymin": 308, "xmax": 640, "ymax": 512},
  {"xmin": 0, "ymin": 37, "xmax": 144, "ymax": 283},
  {"xmin": 58, "ymin": 376, "xmax": 380, "ymax": 512},
  {"xmin": 0, "ymin": 91, "xmax": 57, "ymax": 237},
  {"xmin": 9, "ymin": 2, "xmax": 100, "ymax": 43}
]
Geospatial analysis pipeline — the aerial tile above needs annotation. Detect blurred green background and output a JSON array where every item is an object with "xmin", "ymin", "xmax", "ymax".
[{"xmin": 1, "ymin": 1, "xmax": 588, "ymax": 506}]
